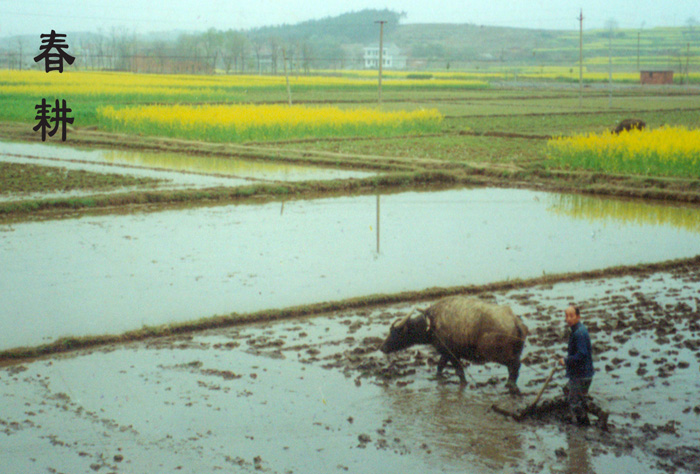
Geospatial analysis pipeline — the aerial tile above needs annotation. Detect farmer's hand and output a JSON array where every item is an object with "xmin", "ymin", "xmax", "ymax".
[{"xmin": 559, "ymin": 358, "xmax": 565, "ymax": 367}]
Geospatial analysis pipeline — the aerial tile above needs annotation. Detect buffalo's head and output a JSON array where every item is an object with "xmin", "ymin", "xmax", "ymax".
[{"xmin": 380, "ymin": 312, "xmax": 430, "ymax": 354}]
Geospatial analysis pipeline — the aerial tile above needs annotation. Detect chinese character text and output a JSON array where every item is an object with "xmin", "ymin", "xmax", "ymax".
[
  {"xmin": 33, "ymin": 30, "xmax": 75, "ymax": 73},
  {"xmin": 33, "ymin": 99, "xmax": 74, "ymax": 141}
]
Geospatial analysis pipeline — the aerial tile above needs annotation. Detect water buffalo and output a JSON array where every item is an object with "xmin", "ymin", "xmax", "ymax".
[
  {"xmin": 612, "ymin": 118, "xmax": 646, "ymax": 134},
  {"xmin": 380, "ymin": 296, "xmax": 528, "ymax": 392}
]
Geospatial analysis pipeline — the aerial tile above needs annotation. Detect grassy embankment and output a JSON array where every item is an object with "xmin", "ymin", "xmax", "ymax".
[{"xmin": 2, "ymin": 254, "xmax": 699, "ymax": 364}]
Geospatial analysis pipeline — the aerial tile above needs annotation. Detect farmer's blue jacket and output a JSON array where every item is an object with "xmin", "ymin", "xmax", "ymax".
[{"xmin": 565, "ymin": 322, "xmax": 594, "ymax": 380}]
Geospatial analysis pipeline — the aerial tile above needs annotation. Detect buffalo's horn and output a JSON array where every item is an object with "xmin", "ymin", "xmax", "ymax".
[
  {"xmin": 416, "ymin": 308, "xmax": 431, "ymax": 331},
  {"xmin": 391, "ymin": 312, "xmax": 412, "ymax": 329}
]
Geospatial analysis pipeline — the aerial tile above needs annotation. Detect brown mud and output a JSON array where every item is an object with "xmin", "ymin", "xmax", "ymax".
[
  {"xmin": 250, "ymin": 264, "xmax": 700, "ymax": 473},
  {"xmin": 2, "ymin": 260, "xmax": 698, "ymax": 473}
]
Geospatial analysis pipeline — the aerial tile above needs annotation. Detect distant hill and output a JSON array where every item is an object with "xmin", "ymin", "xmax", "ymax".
[
  {"xmin": 1, "ymin": 9, "xmax": 696, "ymax": 72},
  {"xmin": 391, "ymin": 23, "xmax": 564, "ymax": 63},
  {"xmin": 242, "ymin": 10, "xmax": 697, "ymax": 68},
  {"xmin": 247, "ymin": 9, "xmax": 405, "ymax": 44}
]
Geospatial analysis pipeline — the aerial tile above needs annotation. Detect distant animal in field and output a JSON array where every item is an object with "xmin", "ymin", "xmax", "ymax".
[
  {"xmin": 612, "ymin": 118, "xmax": 646, "ymax": 134},
  {"xmin": 380, "ymin": 296, "xmax": 528, "ymax": 392}
]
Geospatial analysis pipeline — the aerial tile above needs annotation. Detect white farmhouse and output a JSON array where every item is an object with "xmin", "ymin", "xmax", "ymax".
[{"xmin": 363, "ymin": 43, "xmax": 406, "ymax": 70}]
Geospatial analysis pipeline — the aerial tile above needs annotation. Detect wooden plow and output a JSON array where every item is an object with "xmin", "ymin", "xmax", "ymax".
[
  {"xmin": 491, "ymin": 363, "xmax": 609, "ymax": 430},
  {"xmin": 491, "ymin": 364, "xmax": 559, "ymax": 421}
]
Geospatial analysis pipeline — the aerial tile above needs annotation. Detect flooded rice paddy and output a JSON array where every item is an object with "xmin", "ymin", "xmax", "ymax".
[
  {"xmin": 2, "ymin": 187, "xmax": 700, "ymax": 350},
  {"xmin": 2, "ymin": 140, "xmax": 700, "ymax": 474},
  {"xmin": 0, "ymin": 140, "xmax": 375, "ymax": 200},
  {"xmin": 2, "ymin": 267, "xmax": 699, "ymax": 473}
]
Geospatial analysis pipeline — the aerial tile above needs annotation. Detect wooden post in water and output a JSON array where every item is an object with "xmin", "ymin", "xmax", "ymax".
[{"xmin": 376, "ymin": 194, "xmax": 381, "ymax": 254}]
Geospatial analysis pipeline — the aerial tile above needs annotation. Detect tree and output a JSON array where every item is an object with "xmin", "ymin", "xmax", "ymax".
[
  {"xmin": 300, "ymin": 40, "xmax": 312, "ymax": 74},
  {"xmin": 268, "ymin": 36, "xmax": 281, "ymax": 74},
  {"xmin": 202, "ymin": 28, "xmax": 222, "ymax": 73},
  {"xmin": 110, "ymin": 27, "xmax": 135, "ymax": 71},
  {"xmin": 222, "ymin": 30, "xmax": 247, "ymax": 73},
  {"xmin": 177, "ymin": 33, "xmax": 207, "ymax": 74}
]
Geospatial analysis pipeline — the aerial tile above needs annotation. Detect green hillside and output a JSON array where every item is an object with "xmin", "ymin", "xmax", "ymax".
[
  {"xmin": 389, "ymin": 23, "xmax": 699, "ymax": 70},
  {"xmin": 1, "ymin": 9, "xmax": 696, "ymax": 74}
]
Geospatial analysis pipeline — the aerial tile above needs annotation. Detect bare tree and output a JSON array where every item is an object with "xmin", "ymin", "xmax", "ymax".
[
  {"xmin": 222, "ymin": 30, "xmax": 247, "ymax": 74},
  {"xmin": 251, "ymin": 37, "xmax": 264, "ymax": 74},
  {"xmin": 202, "ymin": 28, "xmax": 222, "ymax": 73},
  {"xmin": 177, "ymin": 33, "xmax": 207, "ymax": 74},
  {"xmin": 300, "ymin": 40, "xmax": 312, "ymax": 74},
  {"xmin": 268, "ymin": 36, "xmax": 281, "ymax": 74},
  {"xmin": 110, "ymin": 27, "xmax": 134, "ymax": 71}
]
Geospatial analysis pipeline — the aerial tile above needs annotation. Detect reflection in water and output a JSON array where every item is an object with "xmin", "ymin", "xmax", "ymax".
[
  {"xmin": 381, "ymin": 384, "xmax": 523, "ymax": 470},
  {"xmin": 548, "ymin": 194, "xmax": 700, "ymax": 233},
  {"xmin": 376, "ymin": 194, "xmax": 381, "ymax": 255},
  {"xmin": 101, "ymin": 149, "xmax": 372, "ymax": 181},
  {"xmin": 0, "ymin": 140, "xmax": 376, "ymax": 183},
  {"xmin": 2, "ymin": 188, "xmax": 700, "ymax": 350},
  {"xmin": 565, "ymin": 428, "xmax": 593, "ymax": 474}
]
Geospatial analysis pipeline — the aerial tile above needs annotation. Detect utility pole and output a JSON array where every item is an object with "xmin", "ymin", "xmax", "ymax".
[
  {"xmin": 578, "ymin": 10, "xmax": 583, "ymax": 108},
  {"xmin": 375, "ymin": 20, "xmax": 386, "ymax": 106},
  {"xmin": 687, "ymin": 43, "xmax": 691, "ymax": 86},
  {"xmin": 608, "ymin": 24, "xmax": 613, "ymax": 108},
  {"xmin": 282, "ymin": 48, "xmax": 292, "ymax": 105},
  {"xmin": 637, "ymin": 31, "xmax": 640, "ymax": 71}
]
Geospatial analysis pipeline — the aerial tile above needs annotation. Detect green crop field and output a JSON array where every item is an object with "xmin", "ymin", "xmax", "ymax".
[{"xmin": 1, "ymin": 64, "xmax": 699, "ymax": 218}]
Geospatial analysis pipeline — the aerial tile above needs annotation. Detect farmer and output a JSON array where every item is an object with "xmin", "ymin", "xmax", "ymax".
[{"xmin": 559, "ymin": 305, "xmax": 594, "ymax": 426}]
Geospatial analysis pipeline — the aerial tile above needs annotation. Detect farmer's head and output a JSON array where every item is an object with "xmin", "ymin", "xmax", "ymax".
[{"xmin": 565, "ymin": 305, "xmax": 580, "ymax": 327}]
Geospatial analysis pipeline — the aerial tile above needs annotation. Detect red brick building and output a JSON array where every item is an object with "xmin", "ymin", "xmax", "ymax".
[{"xmin": 640, "ymin": 70, "xmax": 674, "ymax": 85}]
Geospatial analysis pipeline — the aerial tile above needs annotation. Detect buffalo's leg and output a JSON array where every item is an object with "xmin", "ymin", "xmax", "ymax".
[
  {"xmin": 436, "ymin": 354, "xmax": 466, "ymax": 385},
  {"xmin": 454, "ymin": 363, "xmax": 467, "ymax": 385},
  {"xmin": 437, "ymin": 355, "xmax": 448, "ymax": 376},
  {"xmin": 506, "ymin": 361, "xmax": 521, "ymax": 394}
]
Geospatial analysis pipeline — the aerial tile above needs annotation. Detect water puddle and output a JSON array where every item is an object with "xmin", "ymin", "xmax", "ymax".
[
  {"xmin": 0, "ymin": 140, "xmax": 376, "ymax": 199},
  {"xmin": 1, "ymin": 187, "xmax": 699, "ymax": 350},
  {"xmin": 2, "ymin": 270, "xmax": 698, "ymax": 473}
]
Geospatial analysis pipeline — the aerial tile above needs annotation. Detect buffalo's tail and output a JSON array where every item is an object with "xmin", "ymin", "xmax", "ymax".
[{"xmin": 512, "ymin": 320, "xmax": 527, "ymax": 359}]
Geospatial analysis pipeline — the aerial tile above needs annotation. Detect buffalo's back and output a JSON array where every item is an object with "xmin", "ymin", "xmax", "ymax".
[{"xmin": 428, "ymin": 296, "xmax": 527, "ymax": 363}]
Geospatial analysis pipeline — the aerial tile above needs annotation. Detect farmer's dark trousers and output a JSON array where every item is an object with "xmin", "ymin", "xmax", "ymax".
[{"xmin": 567, "ymin": 377, "xmax": 592, "ymax": 418}]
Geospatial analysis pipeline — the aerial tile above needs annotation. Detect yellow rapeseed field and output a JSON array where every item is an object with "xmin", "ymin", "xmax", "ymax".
[
  {"xmin": 547, "ymin": 126, "xmax": 700, "ymax": 177},
  {"xmin": 0, "ymin": 70, "xmax": 487, "ymax": 99},
  {"xmin": 98, "ymin": 103, "xmax": 444, "ymax": 142}
]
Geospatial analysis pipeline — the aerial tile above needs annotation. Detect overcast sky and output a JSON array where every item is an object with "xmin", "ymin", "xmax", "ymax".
[{"xmin": 1, "ymin": 0, "xmax": 698, "ymax": 38}]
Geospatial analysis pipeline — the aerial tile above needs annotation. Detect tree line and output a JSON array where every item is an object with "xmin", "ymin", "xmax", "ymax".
[{"xmin": 2, "ymin": 9, "xmax": 404, "ymax": 74}]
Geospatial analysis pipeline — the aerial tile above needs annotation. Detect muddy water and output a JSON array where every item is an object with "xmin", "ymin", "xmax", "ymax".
[
  {"xmin": 2, "ymin": 188, "xmax": 700, "ymax": 350},
  {"xmin": 0, "ymin": 140, "xmax": 376, "ymax": 195},
  {"xmin": 1, "ymin": 268, "xmax": 698, "ymax": 473},
  {"xmin": 0, "ymin": 153, "xmax": 254, "ymax": 199}
]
